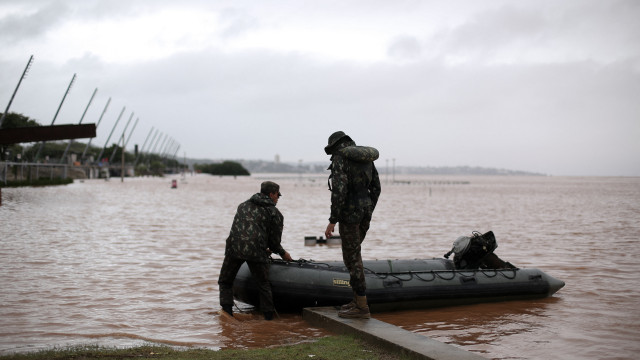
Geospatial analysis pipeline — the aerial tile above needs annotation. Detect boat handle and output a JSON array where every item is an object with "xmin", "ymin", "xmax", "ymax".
[{"xmin": 460, "ymin": 276, "xmax": 477, "ymax": 284}]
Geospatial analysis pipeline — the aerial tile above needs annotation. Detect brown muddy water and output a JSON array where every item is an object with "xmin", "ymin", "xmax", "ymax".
[{"xmin": 1, "ymin": 174, "xmax": 639, "ymax": 359}]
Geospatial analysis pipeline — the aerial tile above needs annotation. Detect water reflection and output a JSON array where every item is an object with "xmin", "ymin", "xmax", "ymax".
[
  {"xmin": 1, "ymin": 175, "xmax": 639, "ymax": 360},
  {"xmin": 375, "ymin": 298, "xmax": 560, "ymax": 357},
  {"xmin": 216, "ymin": 312, "xmax": 328, "ymax": 350}
]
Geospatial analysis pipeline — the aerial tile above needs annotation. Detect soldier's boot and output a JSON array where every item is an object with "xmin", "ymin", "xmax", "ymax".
[
  {"xmin": 340, "ymin": 291, "xmax": 357, "ymax": 311},
  {"xmin": 219, "ymin": 305, "xmax": 237, "ymax": 322},
  {"xmin": 338, "ymin": 295, "xmax": 370, "ymax": 319},
  {"xmin": 221, "ymin": 304, "xmax": 233, "ymax": 316}
]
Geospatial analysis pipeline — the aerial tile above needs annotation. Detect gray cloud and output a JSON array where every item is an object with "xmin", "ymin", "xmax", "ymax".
[
  {"xmin": 388, "ymin": 35, "xmax": 422, "ymax": 60},
  {"xmin": 218, "ymin": 7, "xmax": 260, "ymax": 39},
  {"xmin": 1, "ymin": 0, "xmax": 639, "ymax": 176},
  {"xmin": 0, "ymin": 1, "xmax": 70, "ymax": 44},
  {"xmin": 429, "ymin": 0, "xmax": 640, "ymax": 67}
]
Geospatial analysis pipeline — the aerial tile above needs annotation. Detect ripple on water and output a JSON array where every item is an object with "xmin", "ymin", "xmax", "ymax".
[{"xmin": 1, "ymin": 175, "xmax": 640, "ymax": 359}]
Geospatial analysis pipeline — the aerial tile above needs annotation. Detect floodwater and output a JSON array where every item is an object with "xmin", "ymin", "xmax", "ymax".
[{"xmin": 1, "ymin": 174, "xmax": 639, "ymax": 359}]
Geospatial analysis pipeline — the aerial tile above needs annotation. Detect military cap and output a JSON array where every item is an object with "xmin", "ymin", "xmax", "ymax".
[
  {"xmin": 261, "ymin": 181, "xmax": 282, "ymax": 196},
  {"xmin": 325, "ymin": 131, "xmax": 352, "ymax": 155}
]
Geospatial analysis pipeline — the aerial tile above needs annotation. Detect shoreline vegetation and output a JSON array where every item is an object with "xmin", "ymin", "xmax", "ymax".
[{"xmin": 0, "ymin": 335, "xmax": 408, "ymax": 360}]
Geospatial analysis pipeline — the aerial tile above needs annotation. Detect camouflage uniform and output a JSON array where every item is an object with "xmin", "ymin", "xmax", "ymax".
[
  {"xmin": 327, "ymin": 137, "xmax": 381, "ymax": 295},
  {"xmin": 218, "ymin": 192, "xmax": 285, "ymax": 313}
]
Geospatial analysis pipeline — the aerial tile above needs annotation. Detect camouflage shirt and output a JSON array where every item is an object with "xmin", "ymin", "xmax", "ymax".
[
  {"xmin": 328, "ymin": 142, "xmax": 381, "ymax": 224},
  {"xmin": 225, "ymin": 193, "xmax": 285, "ymax": 263}
]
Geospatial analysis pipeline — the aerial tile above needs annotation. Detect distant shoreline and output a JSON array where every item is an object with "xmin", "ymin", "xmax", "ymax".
[{"xmin": 185, "ymin": 158, "xmax": 546, "ymax": 176}]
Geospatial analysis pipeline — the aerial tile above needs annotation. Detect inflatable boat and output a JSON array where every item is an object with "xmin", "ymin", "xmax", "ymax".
[{"xmin": 232, "ymin": 258, "xmax": 565, "ymax": 312}]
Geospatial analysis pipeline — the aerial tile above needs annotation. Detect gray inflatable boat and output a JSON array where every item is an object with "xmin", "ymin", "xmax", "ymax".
[{"xmin": 233, "ymin": 258, "xmax": 565, "ymax": 312}]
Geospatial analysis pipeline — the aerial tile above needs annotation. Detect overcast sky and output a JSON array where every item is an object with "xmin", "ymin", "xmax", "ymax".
[{"xmin": 1, "ymin": 0, "xmax": 638, "ymax": 176}]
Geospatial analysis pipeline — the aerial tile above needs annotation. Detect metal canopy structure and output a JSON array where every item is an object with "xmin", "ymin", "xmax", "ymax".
[{"xmin": 0, "ymin": 124, "xmax": 97, "ymax": 145}]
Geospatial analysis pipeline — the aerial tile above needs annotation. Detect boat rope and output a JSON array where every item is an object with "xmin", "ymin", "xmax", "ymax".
[
  {"xmin": 476, "ymin": 268, "xmax": 518, "ymax": 279},
  {"xmin": 365, "ymin": 268, "xmax": 519, "ymax": 282},
  {"xmin": 272, "ymin": 258, "xmax": 519, "ymax": 282}
]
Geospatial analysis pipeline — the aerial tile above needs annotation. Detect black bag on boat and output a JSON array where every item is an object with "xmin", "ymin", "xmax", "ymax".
[{"xmin": 444, "ymin": 231, "xmax": 498, "ymax": 269}]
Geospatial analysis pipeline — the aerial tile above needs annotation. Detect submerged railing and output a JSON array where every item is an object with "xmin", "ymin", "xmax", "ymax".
[{"xmin": 0, "ymin": 161, "xmax": 108, "ymax": 184}]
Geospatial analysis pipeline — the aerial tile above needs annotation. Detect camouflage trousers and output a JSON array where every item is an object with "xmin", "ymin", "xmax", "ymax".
[
  {"xmin": 339, "ymin": 207, "xmax": 373, "ymax": 295},
  {"xmin": 218, "ymin": 256, "xmax": 274, "ymax": 312}
]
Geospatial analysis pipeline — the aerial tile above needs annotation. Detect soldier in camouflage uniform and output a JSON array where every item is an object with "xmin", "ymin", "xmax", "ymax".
[
  {"xmin": 324, "ymin": 131, "xmax": 381, "ymax": 319},
  {"xmin": 218, "ymin": 181, "xmax": 293, "ymax": 320}
]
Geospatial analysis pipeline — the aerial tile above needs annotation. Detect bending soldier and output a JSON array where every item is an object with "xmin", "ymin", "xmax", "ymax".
[{"xmin": 218, "ymin": 181, "xmax": 293, "ymax": 320}]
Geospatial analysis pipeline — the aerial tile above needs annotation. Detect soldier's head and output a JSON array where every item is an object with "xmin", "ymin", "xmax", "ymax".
[
  {"xmin": 261, "ymin": 181, "xmax": 281, "ymax": 203},
  {"xmin": 324, "ymin": 131, "xmax": 353, "ymax": 155}
]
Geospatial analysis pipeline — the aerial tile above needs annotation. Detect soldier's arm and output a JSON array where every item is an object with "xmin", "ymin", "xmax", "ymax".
[
  {"xmin": 267, "ymin": 209, "xmax": 286, "ymax": 257},
  {"xmin": 329, "ymin": 156, "xmax": 348, "ymax": 223},
  {"xmin": 369, "ymin": 163, "xmax": 381, "ymax": 209}
]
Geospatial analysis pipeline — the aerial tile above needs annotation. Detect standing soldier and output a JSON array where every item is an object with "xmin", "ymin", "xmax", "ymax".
[
  {"xmin": 324, "ymin": 131, "xmax": 381, "ymax": 319},
  {"xmin": 218, "ymin": 181, "xmax": 293, "ymax": 320}
]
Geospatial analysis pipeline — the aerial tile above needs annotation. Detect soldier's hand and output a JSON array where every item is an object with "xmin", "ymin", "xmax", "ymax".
[
  {"xmin": 325, "ymin": 223, "xmax": 336, "ymax": 238},
  {"xmin": 282, "ymin": 251, "xmax": 293, "ymax": 262}
]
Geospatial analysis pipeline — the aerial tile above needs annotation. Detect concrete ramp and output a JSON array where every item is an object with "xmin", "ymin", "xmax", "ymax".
[{"xmin": 303, "ymin": 307, "xmax": 486, "ymax": 360}]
